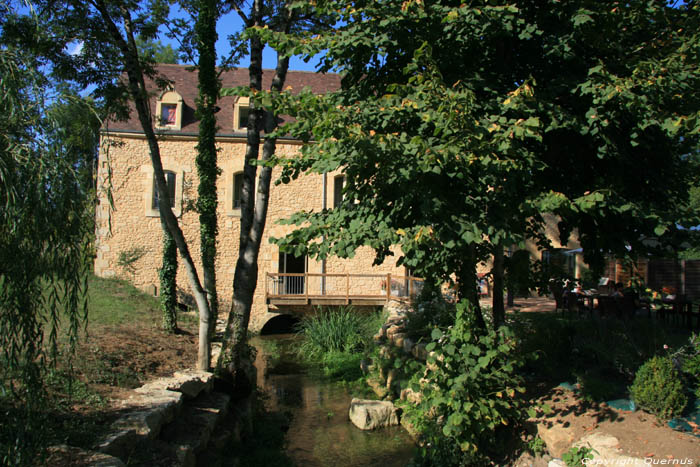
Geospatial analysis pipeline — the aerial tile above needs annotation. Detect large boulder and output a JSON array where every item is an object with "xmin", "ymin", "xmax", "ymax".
[
  {"xmin": 349, "ymin": 398, "xmax": 400, "ymax": 430},
  {"xmin": 537, "ymin": 423, "xmax": 575, "ymax": 458},
  {"xmin": 574, "ymin": 432, "xmax": 646, "ymax": 466}
]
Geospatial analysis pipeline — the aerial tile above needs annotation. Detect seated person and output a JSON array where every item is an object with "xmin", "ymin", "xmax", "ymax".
[{"xmin": 611, "ymin": 282, "xmax": 624, "ymax": 298}]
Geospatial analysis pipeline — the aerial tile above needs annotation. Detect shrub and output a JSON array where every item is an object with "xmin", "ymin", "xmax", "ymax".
[
  {"xmin": 403, "ymin": 300, "xmax": 527, "ymax": 465},
  {"xmin": 562, "ymin": 445, "xmax": 594, "ymax": 466},
  {"xmin": 404, "ymin": 281, "xmax": 456, "ymax": 340},
  {"xmin": 679, "ymin": 334, "xmax": 700, "ymax": 399},
  {"xmin": 629, "ymin": 355, "xmax": 687, "ymax": 421}
]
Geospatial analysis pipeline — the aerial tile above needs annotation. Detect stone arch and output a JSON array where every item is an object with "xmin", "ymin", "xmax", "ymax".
[{"xmin": 259, "ymin": 314, "xmax": 301, "ymax": 335}]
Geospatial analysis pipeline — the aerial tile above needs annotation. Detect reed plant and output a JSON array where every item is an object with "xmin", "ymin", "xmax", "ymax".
[{"xmin": 296, "ymin": 306, "xmax": 385, "ymax": 379}]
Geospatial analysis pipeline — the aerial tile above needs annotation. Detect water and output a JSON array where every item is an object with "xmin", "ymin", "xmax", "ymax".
[{"xmin": 251, "ymin": 334, "xmax": 415, "ymax": 467}]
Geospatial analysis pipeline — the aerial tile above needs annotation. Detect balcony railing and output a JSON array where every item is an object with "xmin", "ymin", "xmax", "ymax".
[{"xmin": 265, "ymin": 273, "xmax": 424, "ymax": 304}]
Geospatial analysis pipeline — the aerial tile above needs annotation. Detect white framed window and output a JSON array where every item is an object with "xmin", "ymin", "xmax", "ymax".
[
  {"xmin": 143, "ymin": 163, "xmax": 185, "ymax": 218},
  {"xmin": 156, "ymin": 89, "xmax": 183, "ymax": 131}
]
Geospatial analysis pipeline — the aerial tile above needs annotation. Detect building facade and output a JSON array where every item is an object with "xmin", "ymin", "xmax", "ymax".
[{"xmin": 94, "ymin": 65, "xmax": 408, "ymax": 332}]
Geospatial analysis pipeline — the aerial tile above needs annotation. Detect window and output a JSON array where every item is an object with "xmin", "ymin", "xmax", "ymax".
[
  {"xmin": 233, "ymin": 172, "xmax": 243, "ymax": 209},
  {"xmin": 237, "ymin": 105, "xmax": 249, "ymax": 130},
  {"xmin": 333, "ymin": 175, "xmax": 345, "ymax": 208},
  {"xmin": 233, "ymin": 97, "xmax": 250, "ymax": 132},
  {"xmin": 161, "ymin": 104, "xmax": 177, "ymax": 126},
  {"xmin": 542, "ymin": 248, "xmax": 576, "ymax": 277},
  {"xmin": 156, "ymin": 90, "xmax": 183, "ymax": 130},
  {"xmin": 152, "ymin": 171, "xmax": 176, "ymax": 210}
]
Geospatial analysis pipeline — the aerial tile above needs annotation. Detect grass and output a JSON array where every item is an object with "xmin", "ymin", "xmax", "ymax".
[
  {"xmin": 2, "ymin": 274, "xmax": 200, "ymax": 464},
  {"xmin": 296, "ymin": 306, "xmax": 385, "ymax": 382},
  {"xmin": 85, "ymin": 274, "xmax": 162, "ymax": 326}
]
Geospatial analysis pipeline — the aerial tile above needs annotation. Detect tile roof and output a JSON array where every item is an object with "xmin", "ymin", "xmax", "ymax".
[{"xmin": 104, "ymin": 63, "xmax": 341, "ymax": 135}]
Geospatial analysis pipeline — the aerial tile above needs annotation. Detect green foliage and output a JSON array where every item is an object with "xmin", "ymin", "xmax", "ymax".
[
  {"xmin": 296, "ymin": 307, "xmax": 384, "ymax": 381},
  {"xmin": 677, "ymin": 334, "xmax": 700, "ymax": 399},
  {"xmin": 135, "ymin": 36, "xmax": 179, "ymax": 64},
  {"xmin": 562, "ymin": 445, "xmax": 595, "ymax": 467},
  {"xmin": 193, "ymin": 0, "xmax": 221, "ymax": 340},
  {"xmin": 403, "ymin": 300, "xmax": 527, "ymax": 465},
  {"xmin": 0, "ymin": 46, "xmax": 92, "ymax": 464},
  {"xmin": 159, "ymin": 229, "xmax": 178, "ymax": 332},
  {"xmin": 404, "ymin": 281, "xmax": 456, "ymax": 339},
  {"xmin": 297, "ymin": 307, "xmax": 383, "ymax": 358},
  {"xmin": 273, "ymin": 0, "xmax": 700, "ymax": 309},
  {"xmin": 527, "ymin": 435, "xmax": 547, "ymax": 457},
  {"xmin": 630, "ymin": 355, "xmax": 687, "ymax": 421}
]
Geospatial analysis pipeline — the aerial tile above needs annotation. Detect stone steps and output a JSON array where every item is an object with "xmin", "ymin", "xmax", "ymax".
[
  {"xmin": 48, "ymin": 369, "xmax": 239, "ymax": 466},
  {"xmin": 159, "ymin": 391, "xmax": 232, "ymax": 466}
]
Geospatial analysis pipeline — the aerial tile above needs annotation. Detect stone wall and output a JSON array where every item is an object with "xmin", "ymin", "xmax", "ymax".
[{"xmin": 95, "ymin": 133, "xmax": 405, "ymax": 332}]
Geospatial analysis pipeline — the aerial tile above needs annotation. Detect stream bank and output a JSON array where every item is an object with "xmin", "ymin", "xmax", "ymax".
[{"xmin": 248, "ymin": 334, "xmax": 415, "ymax": 467}]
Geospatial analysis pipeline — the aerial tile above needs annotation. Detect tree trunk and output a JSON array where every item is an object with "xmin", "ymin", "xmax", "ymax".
[
  {"xmin": 97, "ymin": 1, "xmax": 212, "ymax": 370},
  {"xmin": 159, "ymin": 221, "xmax": 178, "ymax": 333},
  {"xmin": 218, "ymin": 0, "xmax": 292, "ymax": 385},
  {"xmin": 195, "ymin": 0, "xmax": 220, "ymax": 341},
  {"xmin": 456, "ymin": 247, "xmax": 486, "ymax": 330},
  {"xmin": 492, "ymin": 244, "xmax": 505, "ymax": 328}
]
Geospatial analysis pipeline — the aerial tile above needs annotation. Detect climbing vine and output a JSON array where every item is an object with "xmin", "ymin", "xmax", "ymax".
[
  {"xmin": 159, "ymin": 228, "xmax": 178, "ymax": 332},
  {"xmin": 194, "ymin": 0, "xmax": 221, "ymax": 339}
]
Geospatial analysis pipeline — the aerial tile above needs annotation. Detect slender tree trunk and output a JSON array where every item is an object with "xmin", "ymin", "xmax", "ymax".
[
  {"xmin": 218, "ymin": 0, "xmax": 292, "ymax": 385},
  {"xmin": 456, "ymin": 247, "xmax": 487, "ymax": 330},
  {"xmin": 195, "ymin": 0, "xmax": 220, "ymax": 341},
  {"xmin": 492, "ymin": 244, "xmax": 505, "ymax": 328},
  {"xmin": 96, "ymin": 0, "xmax": 212, "ymax": 370},
  {"xmin": 159, "ymin": 221, "xmax": 178, "ymax": 332}
]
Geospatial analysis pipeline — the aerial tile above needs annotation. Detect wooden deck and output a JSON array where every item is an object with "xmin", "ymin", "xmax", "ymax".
[{"xmin": 265, "ymin": 273, "xmax": 424, "ymax": 307}]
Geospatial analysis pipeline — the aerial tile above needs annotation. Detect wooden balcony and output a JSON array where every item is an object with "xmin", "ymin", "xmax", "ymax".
[{"xmin": 265, "ymin": 273, "xmax": 424, "ymax": 307}]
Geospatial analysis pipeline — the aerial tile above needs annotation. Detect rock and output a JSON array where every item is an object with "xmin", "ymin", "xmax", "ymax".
[
  {"xmin": 386, "ymin": 325, "xmax": 402, "ymax": 339},
  {"xmin": 97, "ymin": 429, "xmax": 137, "ymax": 459},
  {"xmin": 574, "ymin": 432, "xmax": 646, "ymax": 466},
  {"xmin": 386, "ymin": 369, "xmax": 398, "ymax": 390},
  {"xmin": 47, "ymin": 444, "xmax": 126, "ymax": 467},
  {"xmin": 537, "ymin": 423, "xmax": 575, "ymax": 458},
  {"xmin": 170, "ymin": 370, "xmax": 214, "ymax": 398},
  {"xmin": 100, "ymin": 389, "xmax": 183, "ymax": 457},
  {"xmin": 400, "ymin": 387, "xmax": 422, "ymax": 404},
  {"xmin": 360, "ymin": 359, "xmax": 371, "ymax": 374},
  {"xmin": 513, "ymin": 451, "xmax": 549, "ymax": 467},
  {"xmin": 403, "ymin": 337, "xmax": 415, "ymax": 353},
  {"xmin": 393, "ymin": 333, "xmax": 406, "ymax": 348},
  {"xmin": 349, "ymin": 398, "xmax": 400, "ymax": 430},
  {"xmin": 366, "ymin": 377, "xmax": 389, "ymax": 399},
  {"xmin": 412, "ymin": 343, "xmax": 428, "ymax": 360},
  {"xmin": 547, "ymin": 460, "xmax": 566, "ymax": 467}
]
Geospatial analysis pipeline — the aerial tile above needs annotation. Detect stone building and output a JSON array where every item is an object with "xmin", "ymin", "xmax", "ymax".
[{"xmin": 94, "ymin": 64, "xmax": 409, "ymax": 332}]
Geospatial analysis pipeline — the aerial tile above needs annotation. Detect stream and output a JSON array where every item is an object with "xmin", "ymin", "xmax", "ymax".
[{"xmin": 251, "ymin": 334, "xmax": 415, "ymax": 467}]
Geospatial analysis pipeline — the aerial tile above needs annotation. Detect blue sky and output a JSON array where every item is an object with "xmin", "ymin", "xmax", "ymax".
[{"xmin": 170, "ymin": 6, "xmax": 324, "ymax": 72}]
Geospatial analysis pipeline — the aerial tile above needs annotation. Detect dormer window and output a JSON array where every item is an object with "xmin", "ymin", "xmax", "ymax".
[
  {"xmin": 156, "ymin": 89, "xmax": 183, "ymax": 130},
  {"xmin": 233, "ymin": 96, "xmax": 250, "ymax": 132}
]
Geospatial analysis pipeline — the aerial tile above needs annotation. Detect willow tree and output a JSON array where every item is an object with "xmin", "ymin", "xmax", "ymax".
[
  {"xmin": 273, "ymin": 0, "xmax": 700, "ymax": 329},
  {"xmin": 0, "ymin": 47, "xmax": 92, "ymax": 465}
]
